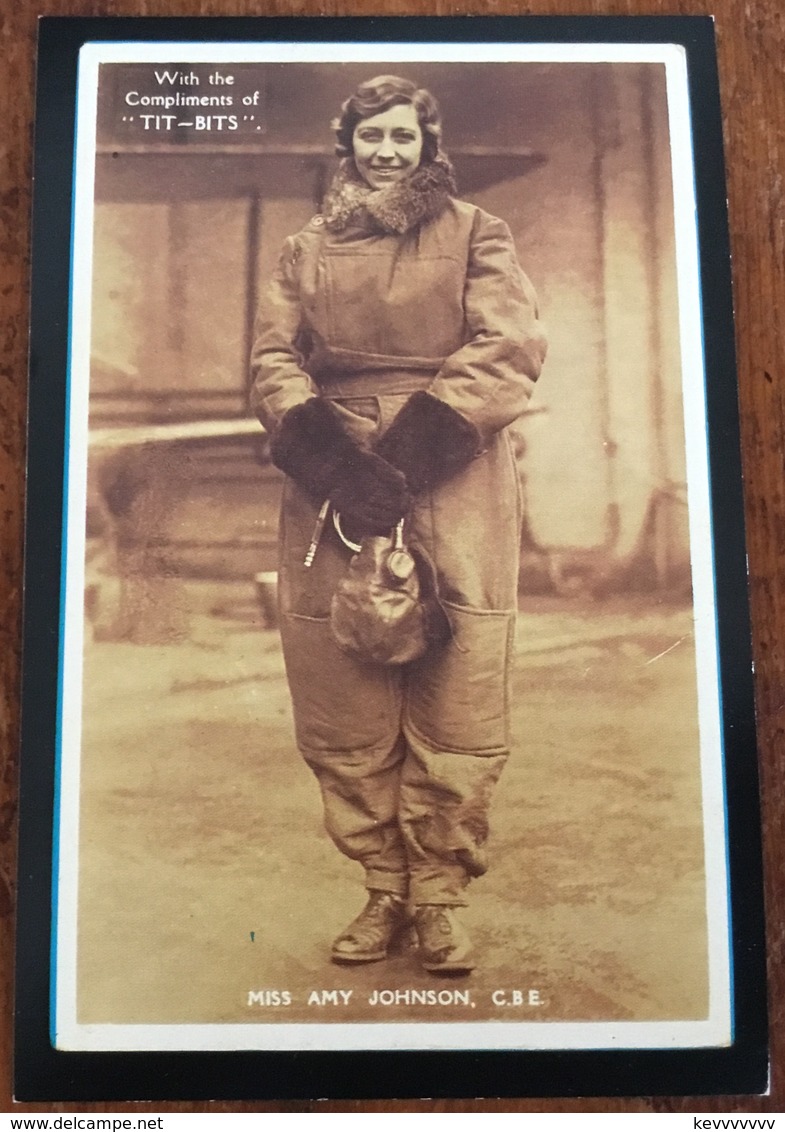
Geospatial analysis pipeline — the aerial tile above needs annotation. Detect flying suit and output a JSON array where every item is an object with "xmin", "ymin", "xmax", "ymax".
[{"xmin": 250, "ymin": 159, "xmax": 547, "ymax": 905}]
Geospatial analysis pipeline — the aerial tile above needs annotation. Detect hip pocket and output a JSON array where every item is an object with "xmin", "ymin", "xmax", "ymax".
[
  {"xmin": 281, "ymin": 613, "xmax": 402, "ymax": 756},
  {"xmin": 405, "ymin": 602, "xmax": 515, "ymax": 755}
]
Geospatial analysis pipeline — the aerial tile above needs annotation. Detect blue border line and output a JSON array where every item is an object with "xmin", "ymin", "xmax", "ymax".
[
  {"xmin": 699, "ymin": 319, "xmax": 735, "ymax": 1042},
  {"xmin": 49, "ymin": 48, "xmax": 84, "ymax": 1050},
  {"xmin": 689, "ymin": 84, "xmax": 736, "ymax": 1051}
]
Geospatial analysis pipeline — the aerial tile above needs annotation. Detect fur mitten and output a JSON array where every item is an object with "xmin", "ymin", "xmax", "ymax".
[
  {"xmin": 271, "ymin": 398, "xmax": 410, "ymax": 534},
  {"xmin": 376, "ymin": 391, "xmax": 481, "ymax": 494}
]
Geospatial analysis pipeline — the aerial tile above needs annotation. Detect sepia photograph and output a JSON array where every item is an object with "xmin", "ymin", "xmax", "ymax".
[{"xmin": 45, "ymin": 37, "xmax": 735, "ymax": 1057}]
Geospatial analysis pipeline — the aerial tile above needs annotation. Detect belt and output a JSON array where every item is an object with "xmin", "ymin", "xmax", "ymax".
[{"xmin": 317, "ymin": 371, "xmax": 436, "ymax": 399}]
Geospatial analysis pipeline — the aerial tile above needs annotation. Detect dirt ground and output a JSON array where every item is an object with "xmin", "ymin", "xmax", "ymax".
[{"xmin": 74, "ymin": 583, "xmax": 708, "ymax": 1029}]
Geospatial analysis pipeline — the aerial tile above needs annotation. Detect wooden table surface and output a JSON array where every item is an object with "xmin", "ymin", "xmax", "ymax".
[{"xmin": 1, "ymin": 0, "xmax": 782, "ymax": 1114}]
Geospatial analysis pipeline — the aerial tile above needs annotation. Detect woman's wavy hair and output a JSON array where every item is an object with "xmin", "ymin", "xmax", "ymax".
[{"xmin": 332, "ymin": 75, "xmax": 445, "ymax": 165}]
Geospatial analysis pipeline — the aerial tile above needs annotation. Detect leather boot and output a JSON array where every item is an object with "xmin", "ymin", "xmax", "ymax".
[
  {"xmin": 413, "ymin": 905, "xmax": 475, "ymax": 974},
  {"xmin": 331, "ymin": 891, "xmax": 409, "ymax": 964}
]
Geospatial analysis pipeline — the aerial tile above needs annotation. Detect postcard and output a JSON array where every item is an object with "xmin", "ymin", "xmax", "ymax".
[{"xmin": 16, "ymin": 16, "xmax": 767, "ymax": 1100}]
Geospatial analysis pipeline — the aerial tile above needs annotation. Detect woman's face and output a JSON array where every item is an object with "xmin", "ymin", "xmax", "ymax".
[{"xmin": 352, "ymin": 103, "xmax": 424, "ymax": 190}]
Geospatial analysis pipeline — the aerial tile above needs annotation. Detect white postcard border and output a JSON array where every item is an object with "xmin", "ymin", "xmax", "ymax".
[{"xmin": 54, "ymin": 39, "xmax": 730, "ymax": 1053}]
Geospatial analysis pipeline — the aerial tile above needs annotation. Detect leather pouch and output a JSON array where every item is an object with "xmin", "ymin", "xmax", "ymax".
[{"xmin": 329, "ymin": 515, "xmax": 450, "ymax": 665}]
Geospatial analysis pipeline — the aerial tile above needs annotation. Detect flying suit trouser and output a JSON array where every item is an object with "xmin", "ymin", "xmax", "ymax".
[{"xmin": 275, "ymin": 398, "xmax": 522, "ymax": 907}]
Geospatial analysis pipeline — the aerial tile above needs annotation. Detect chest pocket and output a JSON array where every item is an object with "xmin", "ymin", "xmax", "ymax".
[{"xmin": 324, "ymin": 252, "xmax": 466, "ymax": 360}]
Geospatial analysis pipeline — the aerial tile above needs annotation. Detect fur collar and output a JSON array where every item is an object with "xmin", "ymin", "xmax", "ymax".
[{"xmin": 322, "ymin": 157, "xmax": 457, "ymax": 235}]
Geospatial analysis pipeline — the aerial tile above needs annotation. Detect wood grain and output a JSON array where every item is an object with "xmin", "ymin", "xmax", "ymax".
[{"xmin": 1, "ymin": 0, "xmax": 783, "ymax": 1112}]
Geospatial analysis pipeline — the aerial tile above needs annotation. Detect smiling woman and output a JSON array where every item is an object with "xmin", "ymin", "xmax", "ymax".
[
  {"xmin": 250, "ymin": 73, "xmax": 547, "ymax": 977},
  {"xmin": 351, "ymin": 103, "xmax": 424, "ymax": 189}
]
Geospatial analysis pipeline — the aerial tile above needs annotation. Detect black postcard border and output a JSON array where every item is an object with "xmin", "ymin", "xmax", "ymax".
[{"xmin": 16, "ymin": 14, "xmax": 768, "ymax": 1101}]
